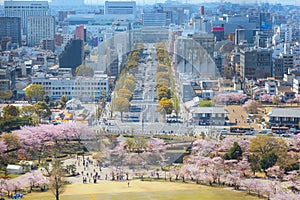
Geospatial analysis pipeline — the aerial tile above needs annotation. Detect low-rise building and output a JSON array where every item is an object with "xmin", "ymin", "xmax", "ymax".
[
  {"xmin": 293, "ymin": 78, "xmax": 300, "ymax": 94},
  {"xmin": 268, "ymin": 108, "xmax": 300, "ymax": 128},
  {"xmin": 190, "ymin": 106, "xmax": 228, "ymax": 126},
  {"xmin": 265, "ymin": 81, "xmax": 277, "ymax": 95},
  {"xmin": 31, "ymin": 73, "xmax": 109, "ymax": 102}
]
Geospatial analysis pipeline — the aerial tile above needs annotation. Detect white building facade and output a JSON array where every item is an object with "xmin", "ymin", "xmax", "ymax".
[
  {"xmin": 31, "ymin": 75, "xmax": 109, "ymax": 102},
  {"xmin": 104, "ymin": 1, "xmax": 136, "ymax": 20},
  {"xmin": 27, "ymin": 16, "xmax": 55, "ymax": 47},
  {"xmin": 4, "ymin": 0, "xmax": 50, "ymax": 34}
]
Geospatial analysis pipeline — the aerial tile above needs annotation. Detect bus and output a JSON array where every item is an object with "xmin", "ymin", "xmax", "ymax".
[
  {"xmin": 271, "ymin": 126, "xmax": 289, "ymax": 134},
  {"xmin": 230, "ymin": 126, "xmax": 254, "ymax": 133}
]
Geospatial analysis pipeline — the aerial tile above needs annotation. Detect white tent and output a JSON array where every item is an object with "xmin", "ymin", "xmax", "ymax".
[{"xmin": 7, "ymin": 165, "xmax": 23, "ymax": 174}]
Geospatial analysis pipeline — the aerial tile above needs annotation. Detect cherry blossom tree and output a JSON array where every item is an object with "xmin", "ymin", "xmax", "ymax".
[
  {"xmin": 0, "ymin": 141, "xmax": 7, "ymax": 154},
  {"xmin": 241, "ymin": 179, "xmax": 256, "ymax": 194},
  {"xmin": 59, "ymin": 122, "xmax": 93, "ymax": 145},
  {"xmin": 170, "ymin": 167, "xmax": 181, "ymax": 180},
  {"xmin": 266, "ymin": 166, "xmax": 284, "ymax": 180},
  {"xmin": 225, "ymin": 173, "xmax": 241, "ymax": 190},
  {"xmin": 181, "ymin": 163, "xmax": 200, "ymax": 183},
  {"xmin": 260, "ymin": 181, "xmax": 277, "ymax": 199},
  {"xmin": 192, "ymin": 139, "xmax": 217, "ymax": 156},
  {"xmin": 291, "ymin": 135, "xmax": 300, "ymax": 151},
  {"xmin": 283, "ymin": 170, "xmax": 298, "ymax": 183},
  {"xmin": 293, "ymin": 94, "xmax": 300, "ymax": 105},
  {"xmin": 27, "ymin": 171, "xmax": 43, "ymax": 192},
  {"xmin": 10, "ymin": 181, "xmax": 22, "ymax": 195},
  {"xmin": 198, "ymin": 172, "xmax": 214, "ymax": 186},
  {"xmin": 1, "ymin": 179, "xmax": 13, "ymax": 197},
  {"xmin": 213, "ymin": 93, "xmax": 247, "ymax": 104},
  {"xmin": 271, "ymin": 192, "xmax": 300, "ymax": 200},
  {"xmin": 207, "ymin": 157, "xmax": 224, "ymax": 185},
  {"xmin": 147, "ymin": 138, "xmax": 165, "ymax": 153},
  {"xmin": 218, "ymin": 137, "xmax": 249, "ymax": 153},
  {"xmin": 243, "ymin": 100, "xmax": 261, "ymax": 114},
  {"xmin": 236, "ymin": 158, "xmax": 251, "ymax": 177},
  {"xmin": 224, "ymin": 159, "xmax": 238, "ymax": 173},
  {"xmin": 260, "ymin": 94, "xmax": 272, "ymax": 103}
]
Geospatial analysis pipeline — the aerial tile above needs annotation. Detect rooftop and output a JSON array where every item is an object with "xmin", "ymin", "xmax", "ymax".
[
  {"xmin": 267, "ymin": 108, "xmax": 300, "ymax": 118},
  {"xmin": 191, "ymin": 107, "xmax": 228, "ymax": 114}
]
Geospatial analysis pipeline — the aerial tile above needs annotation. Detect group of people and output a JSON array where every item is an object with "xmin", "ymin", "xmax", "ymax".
[{"xmin": 71, "ymin": 156, "xmax": 132, "ymax": 185}]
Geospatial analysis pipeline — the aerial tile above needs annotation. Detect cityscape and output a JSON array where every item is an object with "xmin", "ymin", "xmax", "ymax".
[{"xmin": 1, "ymin": 0, "xmax": 300, "ymax": 199}]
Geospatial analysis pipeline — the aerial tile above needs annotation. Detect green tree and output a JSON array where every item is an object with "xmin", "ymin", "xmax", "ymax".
[
  {"xmin": 156, "ymin": 78, "xmax": 170, "ymax": 87},
  {"xmin": 124, "ymin": 138, "xmax": 135, "ymax": 152},
  {"xmin": 96, "ymin": 90, "xmax": 107, "ymax": 120},
  {"xmin": 25, "ymin": 84, "xmax": 45, "ymax": 101},
  {"xmin": 60, "ymin": 94, "xmax": 68, "ymax": 108},
  {"xmin": 173, "ymin": 96, "xmax": 180, "ymax": 116},
  {"xmin": 126, "ymin": 60, "xmax": 138, "ymax": 68},
  {"xmin": 124, "ymin": 78, "xmax": 136, "ymax": 92},
  {"xmin": 250, "ymin": 135, "xmax": 287, "ymax": 156},
  {"xmin": 34, "ymin": 101, "xmax": 52, "ymax": 122},
  {"xmin": 224, "ymin": 142, "xmax": 243, "ymax": 160},
  {"xmin": 2, "ymin": 105, "xmax": 20, "ymax": 118},
  {"xmin": 21, "ymin": 105, "xmax": 35, "ymax": 117},
  {"xmin": 259, "ymin": 152, "xmax": 278, "ymax": 173},
  {"xmin": 199, "ymin": 100, "xmax": 214, "ymax": 107},
  {"xmin": 156, "ymin": 72, "xmax": 170, "ymax": 83},
  {"xmin": 134, "ymin": 137, "xmax": 148, "ymax": 153},
  {"xmin": 0, "ymin": 116, "xmax": 33, "ymax": 133},
  {"xmin": 1, "ymin": 133, "xmax": 21, "ymax": 151},
  {"xmin": 157, "ymin": 65, "xmax": 169, "ymax": 73},
  {"xmin": 248, "ymin": 154, "xmax": 261, "ymax": 174},
  {"xmin": 44, "ymin": 95, "xmax": 51, "ymax": 104},
  {"xmin": 114, "ymin": 97, "xmax": 129, "ymax": 121},
  {"xmin": 75, "ymin": 65, "xmax": 94, "ymax": 77},
  {"xmin": 157, "ymin": 85, "xmax": 171, "ymax": 100},
  {"xmin": 0, "ymin": 90, "xmax": 13, "ymax": 101},
  {"xmin": 272, "ymin": 96, "xmax": 281, "ymax": 106},
  {"xmin": 158, "ymin": 98, "xmax": 173, "ymax": 115},
  {"xmin": 118, "ymin": 88, "xmax": 133, "ymax": 101}
]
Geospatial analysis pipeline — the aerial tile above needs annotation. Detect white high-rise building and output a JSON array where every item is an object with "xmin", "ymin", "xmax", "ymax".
[
  {"xmin": 104, "ymin": 1, "xmax": 136, "ymax": 20},
  {"xmin": 27, "ymin": 16, "xmax": 55, "ymax": 47},
  {"xmin": 51, "ymin": 0, "xmax": 84, "ymax": 6},
  {"xmin": 4, "ymin": 0, "xmax": 50, "ymax": 35}
]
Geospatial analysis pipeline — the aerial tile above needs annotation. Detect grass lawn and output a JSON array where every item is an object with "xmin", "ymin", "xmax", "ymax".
[{"xmin": 20, "ymin": 180, "xmax": 260, "ymax": 200}]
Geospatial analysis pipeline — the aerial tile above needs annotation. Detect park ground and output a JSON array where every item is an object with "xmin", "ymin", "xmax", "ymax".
[{"xmin": 20, "ymin": 180, "xmax": 260, "ymax": 200}]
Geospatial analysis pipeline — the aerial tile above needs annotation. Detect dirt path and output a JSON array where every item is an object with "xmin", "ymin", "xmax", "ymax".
[{"xmin": 226, "ymin": 105, "xmax": 260, "ymax": 130}]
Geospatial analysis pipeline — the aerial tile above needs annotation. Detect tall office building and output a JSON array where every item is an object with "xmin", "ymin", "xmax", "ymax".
[
  {"xmin": 4, "ymin": 0, "xmax": 50, "ymax": 34},
  {"xmin": 104, "ymin": 1, "xmax": 136, "ymax": 20},
  {"xmin": 199, "ymin": 6, "xmax": 204, "ymax": 15},
  {"xmin": 142, "ymin": 12, "xmax": 167, "ymax": 26},
  {"xmin": 235, "ymin": 29, "xmax": 259, "ymax": 45},
  {"xmin": 0, "ymin": 17, "xmax": 22, "ymax": 47},
  {"xmin": 211, "ymin": 27, "xmax": 224, "ymax": 41},
  {"xmin": 59, "ymin": 39, "xmax": 83, "ymax": 74},
  {"xmin": 104, "ymin": 1, "xmax": 136, "ymax": 15},
  {"xmin": 27, "ymin": 16, "xmax": 55, "ymax": 47},
  {"xmin": 75, "ymin": 24, "xmax": 86, "ymax": 42},
  {"xmin": 240, "ymin": 48, "xmax": 273, "ymax": 80},
  {"xmin": 51, "ymin": 0, "xmax": 84, "ymax": 7}
]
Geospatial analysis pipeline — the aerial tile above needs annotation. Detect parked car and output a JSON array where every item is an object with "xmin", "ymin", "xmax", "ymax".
[
  {"xmin": 281, "ymin": 134, "xmax": 291, "ymax": 137},
  {"xmin": 244, "ymin": 131, "xmax": 255, "ymax": 135},
  {"xmin": 220, "ymin": 130, "xmax": 228, "ymax": 135}
]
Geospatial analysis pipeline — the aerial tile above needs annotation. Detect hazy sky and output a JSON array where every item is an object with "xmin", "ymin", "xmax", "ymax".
[{"xmin": 0, "ymin": 0, "xmax": 299, "ymax": 6}]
